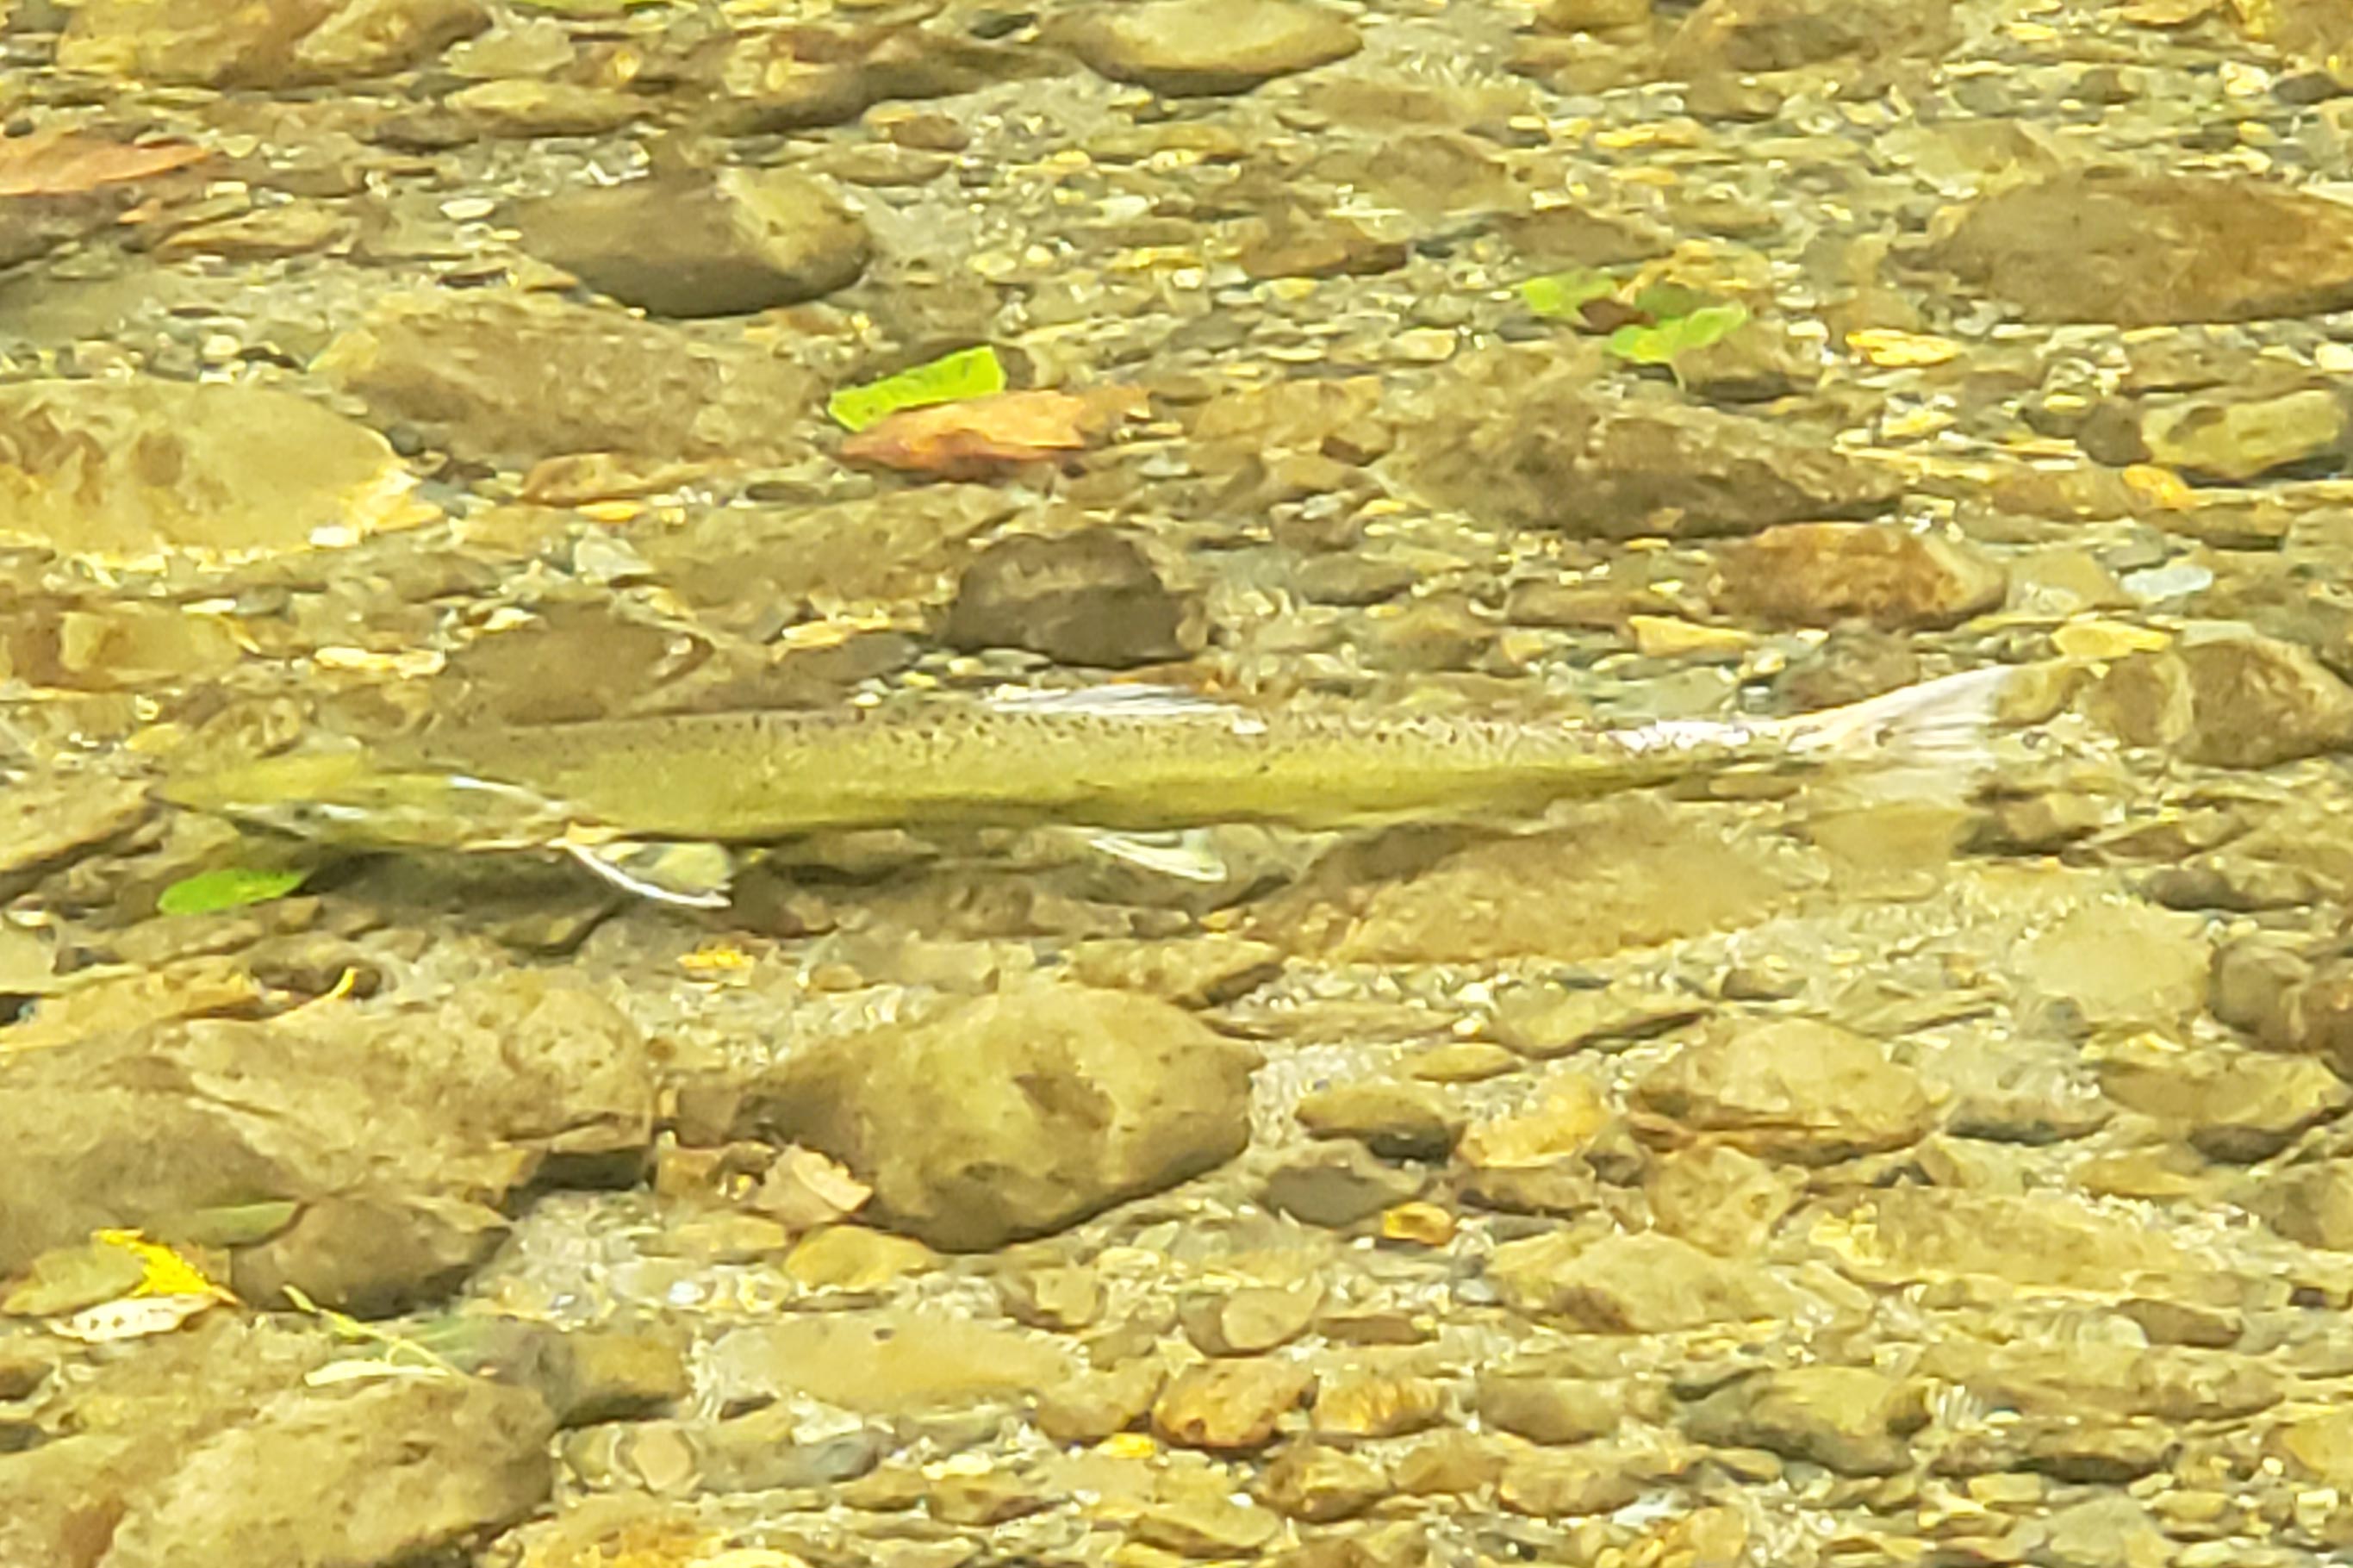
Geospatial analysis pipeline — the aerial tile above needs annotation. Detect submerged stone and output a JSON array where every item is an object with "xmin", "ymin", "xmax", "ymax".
[
  {"xmin": 514, "ymin": 168, "xmax": 871, "ymax": 318},
  {"xmin": 1717, "ymin": 522, "xmax": 2007, "ymax": 630},
  {"xmin": 1923, "ymin": 171, "xmax": 2353, "ymax": 326},
  {"xmin": 59, "ymin": 0, "xmax": 487, "ymax": 86},
  {"xmin": 1634, "ymin": 1016, "xmax": 1935, "ymax": 1164},
  {"xmin": 943, "ymin": 529, "xmax": 1196, "ymax": 668},
  {"xmin": 1398, "ymin": 364, "xmax": 1904, "ymax": 538},
  {"xmin": 0, "ymin": 379, "xmax": 417, "ymax": 558},
  {"xmin": 1067, "ymin": 0, "xmax": 1361, "ymax": 96},
  {"xmin": 729, "ymin": 980, "xmax": 1259, "ymax": 1250},
  {"xmin": 315, "ymin": 289, "xmax": 819, "ymax": 465}
]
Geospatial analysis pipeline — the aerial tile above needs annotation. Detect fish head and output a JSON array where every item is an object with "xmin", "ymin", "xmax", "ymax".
[{"xmin": 162, "ymin": 750, "xmax": 575, "ymax": 850}]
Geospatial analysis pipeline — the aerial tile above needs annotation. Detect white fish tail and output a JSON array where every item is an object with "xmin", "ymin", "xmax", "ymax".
[{"xmin": 1771, "ymin": 666, "xmax": 2016, "ymax": 796}]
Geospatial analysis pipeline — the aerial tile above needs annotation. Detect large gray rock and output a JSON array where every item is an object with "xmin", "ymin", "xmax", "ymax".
[
  {"xmin": 0, "ymin": 1315, "xmax": 553, "ymax": 1568},
  {"xmin": 514, "ymin": 168, "xmax": 871, "ymax": 319},
  {"xmin": 315, "ymin": 289, "xmax": 820, "ymax": 465},
  {"xmin": 0, "ymin": 379, "xmax": 415, "ymax": 557},
  {"xmin": 1253, "ymin": 798, "xmax": 1804, "ymax": 965},
  {"xmin": 2084, "ymin": 635, "xmax": 2353, "ymax": 768},
  {"xmin": 731, "ymin": 981, "xmax": 1260, "ymax": 1250},
  {"xmin": 707, "ymin": 22, "xmax": 1059, "ymax": 134},
  {"xmin": 59, "ymin": 0, "xmax": 487, "ymax": 87},
  {"xmin": 0, "ymin": 974, "xmax": 654, "ymax": 1313},
  {"xmin": 1066, "ymin": 0, "xmax": 1360, "ymax": 96},
  {"xmin": 943, "ymin": 530, "xmax": 1195, "ymax": 669},
  {"xmin": 1662, "ymin": 0, "xmax": 1951, "ymax": 80},
  {"xmin": 1397, "ymin": 360, "xmax": 1904, "ymax": 538},
  {"xmin": 98, "ymin": 1374, "xmax": 552, "ymax": 1568},
  {"xmin": 1488, "ymin": 1230, "xmax": 1803, "ymax": 1331},
  {"xmin": 1681, "ymin": 1366, "xmax": 1926, "ymax": 1476},
  {"xmin": 1632, "ymin": 1016, "xmax": 1936, "ymax": 1164},
  {"xmin": 1920, "ymin": 171, "xmax": 2353, "ymax": 327},
  {"xmin": 1715, "ymin": 523, "xmax": 2006, "ymax": 631},
  {"xmin": 2140, "ymin": 387, "xmax": 2351, "ymax": 482}
]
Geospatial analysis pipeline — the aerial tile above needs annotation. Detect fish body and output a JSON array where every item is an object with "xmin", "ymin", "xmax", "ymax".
[{"xmin": 164, "ymin": 669, "xmax": 2016, "ymax": 854}]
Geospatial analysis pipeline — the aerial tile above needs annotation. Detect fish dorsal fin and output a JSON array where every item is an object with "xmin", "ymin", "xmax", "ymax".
[{"xmin": 982, "ymin": 684, "xmax": 1235, "ymax": 721}]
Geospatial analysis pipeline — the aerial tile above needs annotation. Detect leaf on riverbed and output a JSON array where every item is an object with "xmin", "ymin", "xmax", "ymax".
[
  {"xmin": 1606, "ymin": 302, "xmax": 1750, "ymax": 378},
  {"xmin": 839, "ymin": 386, "xmax": 1148, "ymax": 477},
  {"xmin": 157, "ymin": 866, "xmax": 309, "ymax": 917},
  {"xmin": 0, "ymin": 129, "xmax": 209, "ymax": 198},
  {"xmin": 91, "ymin": 1228, "xmax": 233, "ymax": 1300},
  {"xmin": 1518, "ymin": 267, "xmax": 1617, "ymax": 319},
  {"xmin": 828, "ymin": 345, "xmax": 1008, "ymax": 432},
  {"xmin": 11, "ymin": 1228, "xmax": 233, "ymax": 1341}
]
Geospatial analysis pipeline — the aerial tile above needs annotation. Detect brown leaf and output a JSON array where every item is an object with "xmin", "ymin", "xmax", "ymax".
[
  {"xmin": 0, "ymin": 129, "xmax": 210, "ymax": 199},
  {"xmin": 840, "ymin": 386, "xmax": 1148, "ymax": 478}
]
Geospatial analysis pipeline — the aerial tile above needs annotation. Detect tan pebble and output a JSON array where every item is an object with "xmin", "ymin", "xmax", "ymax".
[
  {"xmin": 1628, "ymin": 614, "xmax": 1752, "ymax": 659},
  {"xmin": 1129, "ymin": 1493, "xmax": 1281, "ymax": 1557},
  {"xmin": 806, "ymin": 961, "xmax": 866, "ymax": 991},
  {"xmin": 622, "ymin": 1424, "xmax": 698, "ymax": 1495},
  {"xmin": 1379, "ymin": 1201, "xmax": 1457, "ymax": 1247},
  {"xmin": 1181, "ymin": 1279, "xmax": 1324, "ymax": 1355},
  {"xmin": 1477, "ymin": 1372, "xmax": 1622, "ymax": 1446},
  {"xmin": 1392, "ymin": 1429, "xmax": 1505, "ymax": 1495},
  {"xmin": 837, "ymin": 1465, "xmax": 927, "ymax": 1510},
  {"xmin": 998, "ymin": 1264, "xmax": 1105, "ymax": 1331},
  {"xmin": 1038, "ymin": 1361, "xmax": 1166, "ymax": 1446},
  {"xmin": 1407, "ymin": 1041, "xmax": 1519, "ymax": 1081},
  {"xmin": 1674, "ymin": 1504, "xmax": 1750, "ymax": 1565},
  {"xmin": 1295, "ymin": 1080, "xmax": 1464, "ymax": 1160},
  {"xmin": 1311, "ymin": 1372, "xmax": 1448, "ymax": 1438},
  {"xmin": 1460, "ymin": 1077, "xmax": 1610, "ymax": 1168},
  {"xmin": 1500, "ymin": 1449, "xmax": 1642, "ymax": 1516},
  {"xmin": 1392, "ymin": 327, "xmax": 1457, "ymax": 363},
  {"xmin": 1965, "ymin": 1472, "xmax": 2048, "ymax": 1507},
  {"xmin": 1315, "ymin": 1310, "xmax": 1432, "ymax": 1346},
  {"xmin": 782, "ymin": 1225, "xmax": 934, "ymax": 1291},
  {"xmin": 926, "ymin": 1469, "xmax": 1053, "ymax": 1526},
  {"xmin": 643, "ymin": 1211, "xmax": 792, "ymax": 1264},
  {"xmin": 1152, "ymin": 1359, "xmax": 1316, "ymax": 1450},
  {"xmin": 1256, "ymin": 1440, "xmax": 1391, "ymax": 1522}
]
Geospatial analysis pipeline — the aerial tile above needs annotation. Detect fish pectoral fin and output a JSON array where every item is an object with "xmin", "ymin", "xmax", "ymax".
[
  {"xmin": 563, "ymin": 839, "xmax": 735, "ymax": 909},
  {"xmin": 1078, "ymin": 829, "xmax": 1232, "ymax": 883}
]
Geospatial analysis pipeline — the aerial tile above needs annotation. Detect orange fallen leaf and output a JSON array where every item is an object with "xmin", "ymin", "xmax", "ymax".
[
  {"xmin": 0, "ymin": 129, "xmax": 209, "ymax": 199},
  {"xmin": 839, "ymin": 386, "xmax": 1148, "ymax": 478}
]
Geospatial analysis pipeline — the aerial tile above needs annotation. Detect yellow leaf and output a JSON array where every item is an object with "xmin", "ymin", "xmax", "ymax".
[
  {"xmin": 1846, "ymin": 329, "xmax": 1960, "ymax": 368},
  {"xmin": 92, "ymin": 1228, "xmax": 233, "ymax": 1301}
]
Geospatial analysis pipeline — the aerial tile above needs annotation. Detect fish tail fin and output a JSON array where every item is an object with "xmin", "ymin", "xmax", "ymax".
[{"xmin": 1774, "ymin": 666, "xmax": 2016, "ymax": 796}]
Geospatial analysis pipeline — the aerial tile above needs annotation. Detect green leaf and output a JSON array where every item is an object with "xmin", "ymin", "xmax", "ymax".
[
  {"xmin": 1629, "ymin": 281, "xmax": 1716, "ymax": 320},
  {"xmin": 1605, "ymin": 302, "xmax": 1750, "ymax": 370},
  {"xmin": 1516, "ymin": 268, "xmax": 1617, "ymax": 320},
  {"xmin": 157, "ymin": 867, "xmax": 309, "ymax": 918},
  {"xmin": 828, "ymin": 346, "xmax": 1007, "ymax": 432}
]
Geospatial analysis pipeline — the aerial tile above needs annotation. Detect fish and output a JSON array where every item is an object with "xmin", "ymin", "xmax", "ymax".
[{"xmin": 160, "ymin": 666, "xmax": 2021, "ymax": 907}]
